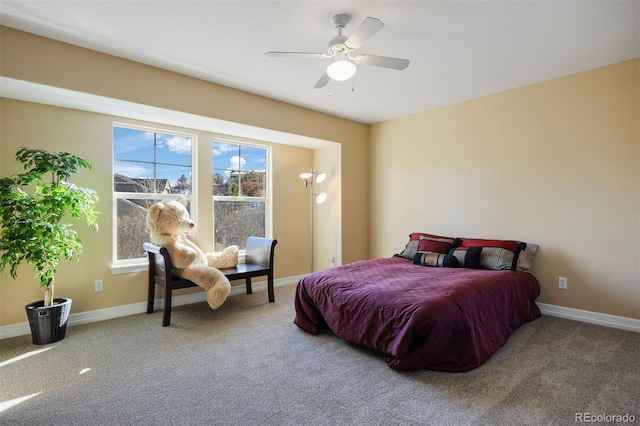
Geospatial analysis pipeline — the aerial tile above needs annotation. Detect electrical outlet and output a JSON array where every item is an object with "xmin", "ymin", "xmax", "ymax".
[
  {"xmin": 95, "ymin": 279, "xmax": 104, "ymax": 292},
  {"xmin": 558, "ymin": 276, "xmax": 568, "ymax": 290}
]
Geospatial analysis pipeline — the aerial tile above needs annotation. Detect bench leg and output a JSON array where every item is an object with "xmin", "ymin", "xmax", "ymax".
[
  {"xmin": 267, "ymin": 272, "xmax": 275, "ymax": 303},
  {"xmin": 245, "ymin": 277, "xmax": 252, "ymax": 294},
  {"xmin": 147, "ymin": 282, "xmax": 155, "ymax": 314},
  {"xmin": 163, "ymin": 284, "xmax": 172, "ymax": 327}
]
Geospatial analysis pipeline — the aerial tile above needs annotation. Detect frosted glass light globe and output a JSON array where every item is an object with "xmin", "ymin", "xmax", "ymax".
[{"xmin": 327, "ymin": 60, "xmax": 356, "ymax": 81}]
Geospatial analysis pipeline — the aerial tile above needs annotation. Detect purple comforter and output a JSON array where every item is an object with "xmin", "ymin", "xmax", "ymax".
[{"xmin": 294, "ymin": 257, "xmax": 541, "ymax": 372}]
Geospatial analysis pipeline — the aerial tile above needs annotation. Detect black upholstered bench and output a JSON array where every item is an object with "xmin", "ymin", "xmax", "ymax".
[{"xmin": 144, "ymin": 237, "xmax": 277, "ymax": 326}]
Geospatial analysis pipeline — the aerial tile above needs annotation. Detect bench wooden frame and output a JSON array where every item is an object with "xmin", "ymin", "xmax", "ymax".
[{"xmin": 144, "ymin": 237, "xmax": 277, "ymax": 326}]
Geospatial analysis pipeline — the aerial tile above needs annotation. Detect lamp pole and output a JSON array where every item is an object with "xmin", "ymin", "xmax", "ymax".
[
  {"xmin": 300, "ymin": 169, "xmax": 326, "ymax": 274},
  {"xmin": 309, "ymin": 176, "xmax": 314, "ymax": 273}
]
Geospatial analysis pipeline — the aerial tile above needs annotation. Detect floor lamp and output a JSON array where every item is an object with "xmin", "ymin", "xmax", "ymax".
[{"xmin": 300, "ymin": 169, "xmax": 327, "ymax": 272}]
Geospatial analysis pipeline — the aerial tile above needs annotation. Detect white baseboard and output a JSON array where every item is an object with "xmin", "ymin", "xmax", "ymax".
[
  {"xmin": 3, "ymin": 278, "xmax": 636, "ymax": 339},
  {"xmin": 537, "ymin": 302, "xmax": 639, "ymax": 333},
  {"xmin": 0, "ymin": 275, "xmax": 305, "ymax": 340}
]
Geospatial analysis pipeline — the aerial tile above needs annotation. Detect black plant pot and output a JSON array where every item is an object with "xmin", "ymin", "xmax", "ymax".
[{"xmin": 25, "ymin": 298, "xmax": 72, "ymax": 345}]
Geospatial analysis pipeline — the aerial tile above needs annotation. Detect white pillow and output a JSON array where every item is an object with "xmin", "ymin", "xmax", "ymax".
[{"xmin": 516, "ymin": 243, "xmax": 538, "ymax": 271}]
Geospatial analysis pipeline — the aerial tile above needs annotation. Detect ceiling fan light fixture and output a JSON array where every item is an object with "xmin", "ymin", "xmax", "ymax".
[{"xmin": 327, "ymin": 59, "xmax": 356, "ymax": 81}]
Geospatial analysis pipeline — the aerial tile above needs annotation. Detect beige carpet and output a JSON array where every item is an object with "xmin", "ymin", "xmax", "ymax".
[{"xmin": 1, "ymin": 284, "xmax": 638, "ymax": 425}]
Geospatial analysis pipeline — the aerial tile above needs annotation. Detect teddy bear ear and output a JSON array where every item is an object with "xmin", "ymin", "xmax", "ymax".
[
  {"xmin": 176, "ymin": 196, "xmax": 187, "ymax": 206},
  {"xmin": 148, "ymin": 203, "xmax": 164, "ymax": 222}
]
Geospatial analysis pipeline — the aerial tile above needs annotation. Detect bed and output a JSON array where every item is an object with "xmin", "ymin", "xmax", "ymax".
[{"xmin": 294, "ymin": 235, "xmax": 541, "ymax": 372}]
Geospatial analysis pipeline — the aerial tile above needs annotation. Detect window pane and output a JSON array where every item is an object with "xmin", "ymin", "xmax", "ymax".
[
  {"xmin": 212, "ymin": 141, "xmax": 266, "ymax": 197},
  {"xmin": 116, "ymin": 197, "xmax": 192, "ymax": 260},
  {"xmin": 114, "ymin": 165, "xmax": 192, "ymax": 194},
  {"xmin": 114, "ymin": 127, "xmax": 154, "ymax": 161},
  {"xmin": 212, "ymin": 172, "xmax": 229, "ymax": 196},
  {"xmin": 213, "ymin": 142, "xmax": 240, "ymax": 172},
  {"xmin": 240, "ymin": 170, "xmax": 266, "ymax": 197},
  {"xmin": 213, "ymin": 200, "xmax": 265, "ymax": 251},
  {"xmin": 114, "ymin": 126, "xmax": 193, "ymax": 195},
  {"xmin": 213, "ymin": 142, "xmax": 239, "ymax": 196},
  {"xmin": 113, "ymin": 125, "xmax": 194, "ymax": 263},
  {"xmin": 240, "ymin": 146, "xmax": 267, "ymax": 171},
  {"xmin": 155, "ymin": 132, "xmax": 192, "ymax": 165},
  {"xmin": 158, "ymin": 165, "xmax": 192, "ymax": 194},
  {"xmin": 116, "ymin": 198, "xmax": 158, "ymax": 260}
]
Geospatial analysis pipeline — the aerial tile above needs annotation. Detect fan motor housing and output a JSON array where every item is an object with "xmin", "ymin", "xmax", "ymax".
[{"xmin": 328, "ymin": 35, "xmax": 350, "ymax": 55}]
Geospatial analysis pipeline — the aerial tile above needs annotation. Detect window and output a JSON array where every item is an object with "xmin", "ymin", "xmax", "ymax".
[
  {"xmin": 112, "ymin": 125, "xmax": 271, "ymax": 268},
  {"xmin": 212, "ymin": 140, "xmax": 269, "ymax": 251},
  {"xmin": 113, "ymin": 125, "xmax": 194, "ymax": 263}
]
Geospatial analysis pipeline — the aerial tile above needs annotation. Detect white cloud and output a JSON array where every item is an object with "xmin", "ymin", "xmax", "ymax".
[
  {"xmin": 114, "ymin": 163, "xmax": 147, "ymax": 177},
  {"xmin": 212, "ymin": 142, "xmax": 236, "ymax": 156},
  {"xmin": 230, "ymin": 155, "xmax": 246, "ymax": 170},
  {"xmin": 165, "ymin": 136, "xmax": 192, "ymax": 155}
]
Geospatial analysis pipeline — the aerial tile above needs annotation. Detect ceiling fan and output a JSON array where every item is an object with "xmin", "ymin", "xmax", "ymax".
[{"xmin": 265, "ymin": 14, "xmax": 410, "ymax": 89}]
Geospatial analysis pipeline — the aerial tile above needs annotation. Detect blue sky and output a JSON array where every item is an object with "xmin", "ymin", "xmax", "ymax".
[
  {"xmin": 213, "ymin": 141, "xmax": 266, "ymax": 176},
  {"xmin": 113, "ymin": 126, "xmax": 266, "ymax": 187}
]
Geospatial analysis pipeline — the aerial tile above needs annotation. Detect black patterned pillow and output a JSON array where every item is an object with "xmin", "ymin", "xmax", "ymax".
[
  {"xmin": 459, "ymin": 239, "xmax": 526, "ymax": 270},
  {"xmin": 448, "ymin": 247, "xmax": 483, "ymax": 269},
  {"xmin": 413, "ymin": 252, "xmax": 459, "ymax": 267}
]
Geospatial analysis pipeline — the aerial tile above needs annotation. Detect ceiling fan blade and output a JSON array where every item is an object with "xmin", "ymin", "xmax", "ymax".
[
  {"xmin": 345, "ymin": 17, "xmax": 384, "ymax": 50},
  {"xmin": 313, "ymin": 72, "xmax": 331, "ymax": 89},
  {"xmin": 355, "ymin": 54, "xmax": 410, "ymax": 70},
  {"xmin": 265, "ymin": 51, "xmax": 328, "ymax": 59}
]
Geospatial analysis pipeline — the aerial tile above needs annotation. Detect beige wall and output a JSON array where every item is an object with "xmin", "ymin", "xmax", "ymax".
[
  {"xmin": 1, "ymin": 25, "xmax": 637, "ymax": 327},
  {"xmin": 0, "ymin": 27, "xmax": 368, "ymax": 327},
  {"xmin": 370, "ymin": 59, "xmax": 640, "ymax": 319},
  {"xmin": 0, "ymin": 99, "xmax": 319, "ymax": 324}
]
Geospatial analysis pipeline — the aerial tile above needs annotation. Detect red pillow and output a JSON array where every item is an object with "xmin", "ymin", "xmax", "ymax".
[
  {"xmin": 398, "ymin": 232, "xmax": 458, "ymax": 260},
  {"xmin": 460, "ymin": 238, "xmax": 521, "ymax": 252},
  {"xmin": 418, "ymin": 237, "xmax": 454, "ymax": 254}
]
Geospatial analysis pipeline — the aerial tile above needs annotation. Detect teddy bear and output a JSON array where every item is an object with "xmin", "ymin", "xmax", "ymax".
[{"xmin": 146, "ymin": 196, "xmax": 234, "ymax": 309}]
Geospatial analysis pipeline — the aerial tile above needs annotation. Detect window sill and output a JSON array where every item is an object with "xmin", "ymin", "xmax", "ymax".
[
  {"xmin": 111, "ymin": 262, "xmax": 147, "ymax": 275},
  {"xmin": 111, "ymin": 253, "xmax": 246, "ymax": 275}
]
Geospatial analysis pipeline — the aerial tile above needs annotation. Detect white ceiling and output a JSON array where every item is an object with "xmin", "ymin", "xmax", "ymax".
[{"xmin": 0, "ymin": 1, "xmax": 638, "ymax": 124}]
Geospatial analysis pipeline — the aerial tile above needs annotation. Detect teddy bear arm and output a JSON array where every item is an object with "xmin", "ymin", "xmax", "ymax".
[
  {"xmin": 205, "ymin": 253, "xmax": 218, "ymax": 265},
  {"xmin": 208, "ymin": 246, "xmax": 239, "ymax": 269},
  {"xmin": 167, "ymin": 246, "xmax": 198, "ymax": 269}
]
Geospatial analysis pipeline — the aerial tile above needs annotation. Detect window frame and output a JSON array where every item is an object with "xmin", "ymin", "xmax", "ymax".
[
  {"xmin": 110, "ymin": 125, "xmax": 273, "ymax": 274},
  {"xmin": 211, "ymin": 135, "xmax": 272, "ymax": 251},
  {"xmin": 111, "ymin": 122, "xmax": 196, "ymax": 272}
]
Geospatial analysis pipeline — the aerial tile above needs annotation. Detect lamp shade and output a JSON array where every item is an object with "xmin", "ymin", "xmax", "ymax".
[
  {"xmin": 315, "ymin": 192, "xmax": 328, "ymax": 204},
  {"xmin": 327, "ymin": 60, "xmax": 356, "ymax": 81},
  {"xmin": 315, "ymin": 172, "xmax": 326, "ymax": 183},
  {"xmin": 299, "ymin": 172, "xmax": 313, "ymax": 180}
]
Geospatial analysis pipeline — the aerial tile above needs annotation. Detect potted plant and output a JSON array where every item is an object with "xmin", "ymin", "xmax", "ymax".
[{"xmin": 0, "ymin": 147, "xmax": 99, "ymax": 344}]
